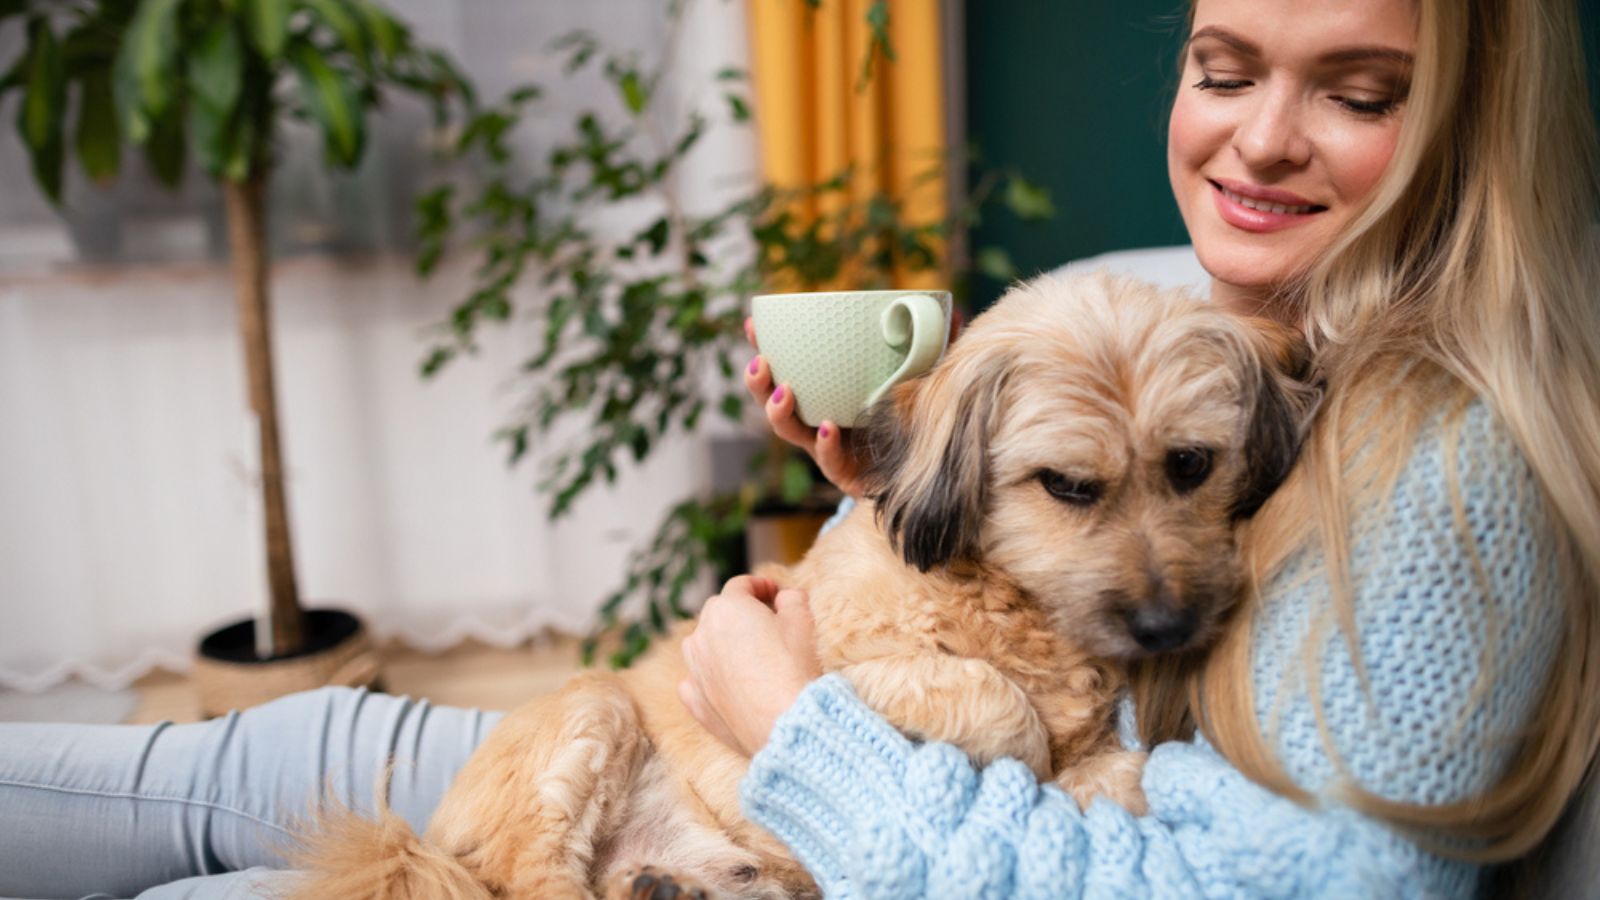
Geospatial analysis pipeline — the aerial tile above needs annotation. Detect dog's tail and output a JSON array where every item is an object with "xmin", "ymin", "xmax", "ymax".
[{"xmin": 286, "ymin": 795, "xmax": 492, "ymax": 900}]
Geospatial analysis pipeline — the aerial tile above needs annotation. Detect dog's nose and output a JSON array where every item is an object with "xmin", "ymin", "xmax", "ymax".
[{"xmin": 1125, "ymin": 605, "xmax": 1198, "ymax": 653}]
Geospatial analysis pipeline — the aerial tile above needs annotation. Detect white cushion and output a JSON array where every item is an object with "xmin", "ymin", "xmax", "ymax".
[{"xmin": 1051, "ymin": 245, "xmax": 1209, "ymax": 293}]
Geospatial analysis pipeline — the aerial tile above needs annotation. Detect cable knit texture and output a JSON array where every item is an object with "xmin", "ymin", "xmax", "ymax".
[{"xmin": 742, "ymin": 400, "xmax": 1562, "ymax": 898}]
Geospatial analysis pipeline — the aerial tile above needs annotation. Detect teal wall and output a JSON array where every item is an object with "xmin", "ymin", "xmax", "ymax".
[{"xmin": 964, "ymin": 1, "xmax": 1600, "ymax": 308}]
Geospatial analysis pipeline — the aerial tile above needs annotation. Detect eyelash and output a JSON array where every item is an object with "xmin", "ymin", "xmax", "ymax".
[
  {"xmin": 1193, "ymin": 75, "xmax": 1249, "ymax": 92},
  {"xmin": 1192, "ymin": 75, "xmax": 1400, "ymax": 118},
  {"xmin": 1331, "ymin": 95, "xmax": 1398, "ymax": 117}
]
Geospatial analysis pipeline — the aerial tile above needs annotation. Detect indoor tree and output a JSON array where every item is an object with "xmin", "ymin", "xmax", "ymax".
[{"xmin": 0, "ymin": 0, "xmax": 471, "ymax": 656}]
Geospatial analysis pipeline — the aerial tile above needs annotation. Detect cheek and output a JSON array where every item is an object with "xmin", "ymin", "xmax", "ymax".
[
  {"xmin": 1167, "ymin": 91, "xmax": 1232, "ymax": 217},
  {"xmin": 984, "ymin": 498, "xmax": 1137, "ymax": 606},
  {"xmin": 1320, "ymin": 119, "xmax": 1403, "ymax": 205},
  {"xmin": 1166, "ymin": 94, "xmax": 1208, "ymax": 184}
]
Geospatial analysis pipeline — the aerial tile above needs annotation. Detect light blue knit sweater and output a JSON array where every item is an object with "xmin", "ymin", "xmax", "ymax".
[{"xmin": 739, "ymin": 400, "xmax": 1562, "ymax": 899}]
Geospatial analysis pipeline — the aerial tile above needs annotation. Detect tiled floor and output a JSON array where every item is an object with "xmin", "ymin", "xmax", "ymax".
[{"xmin": 128, "ymin": 634, "xmax": 586, "ymax": 724}]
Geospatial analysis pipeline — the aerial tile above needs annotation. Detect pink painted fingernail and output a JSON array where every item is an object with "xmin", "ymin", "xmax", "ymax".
[
  {"xmin": 818, "ymin": 423, "xmax": 831, "ymax": 439},
  {"xmin": 748, "ymin": 357, "xmax": 760, "ymax": 375},
  {"xmin": 771, "ymin": 385, "xmax": 786, "ymax": 404}
]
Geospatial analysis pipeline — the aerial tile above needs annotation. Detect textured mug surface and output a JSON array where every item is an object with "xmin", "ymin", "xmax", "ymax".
[{"xmin": 751, "ymin": 290, "xmax": 952, "ymax": 427}]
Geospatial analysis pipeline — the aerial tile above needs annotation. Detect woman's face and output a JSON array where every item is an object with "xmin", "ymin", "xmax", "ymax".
[{"xmin": 1168, "ymin": 0, "xmax": 1416, "ymax": 309}]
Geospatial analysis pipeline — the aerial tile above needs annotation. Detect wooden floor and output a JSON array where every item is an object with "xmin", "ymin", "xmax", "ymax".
[{"xmin": 128, "ymin": 634, "xmax": 586, "ymax": 724}]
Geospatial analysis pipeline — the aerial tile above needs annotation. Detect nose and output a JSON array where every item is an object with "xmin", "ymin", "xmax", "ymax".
[
  {"xmin": 1234, "ymin": 84, "xmax": 1311, "ymax": 171},
  {"xmin": 1124, "ymin": 604, "xmax": 1198, "ymax": 654}
]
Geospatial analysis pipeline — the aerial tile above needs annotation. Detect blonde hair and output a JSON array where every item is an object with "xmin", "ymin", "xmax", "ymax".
[{"xmin": 1133, "ymin": 0, "xmax": 1600, "ymax": 862}]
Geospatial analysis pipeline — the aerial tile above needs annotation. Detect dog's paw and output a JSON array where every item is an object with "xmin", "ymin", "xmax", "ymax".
[
  {"xmin": 1057, "ymin": 749, "xmax": 1149, "ymax": 815},
  {"xmin": 605, "ymin": 865, "xmax": 712, "ymax": 900}
]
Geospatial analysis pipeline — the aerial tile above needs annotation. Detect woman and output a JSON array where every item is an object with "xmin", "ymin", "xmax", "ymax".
[
  {"xmin": 681, "ymin": 0, "xmax": 1600, "ymax": 895},
  {"xmin": 1, "ymin": 0, "xmax": 1593, "ymax": 897}
]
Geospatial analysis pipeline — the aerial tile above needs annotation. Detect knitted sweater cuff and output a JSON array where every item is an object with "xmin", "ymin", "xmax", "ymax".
[{"xmin": 740, "ymin": 673, "xmax": 916, "ymax": 897}]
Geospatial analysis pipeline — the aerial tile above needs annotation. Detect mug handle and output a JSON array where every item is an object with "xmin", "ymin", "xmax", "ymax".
[{"xmin": 865, "ymin": 294, "xmax": 946, "ymax": 408}]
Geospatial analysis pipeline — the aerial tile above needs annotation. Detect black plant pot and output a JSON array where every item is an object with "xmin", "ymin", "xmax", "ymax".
[{"xmin": 192, "ymin": 608, "xmax": 382, "ymax": 717}]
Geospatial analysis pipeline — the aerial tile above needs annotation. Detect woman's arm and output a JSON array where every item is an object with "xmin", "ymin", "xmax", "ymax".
[{"xmin": 742, "ymin": 674, "xmax": 1435, "ymax": 900}]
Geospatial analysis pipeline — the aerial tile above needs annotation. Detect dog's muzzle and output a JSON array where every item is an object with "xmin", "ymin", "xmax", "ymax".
[{"xmin": 1122, "ymin": 604, "xmax": 1199, "ymax": 654}]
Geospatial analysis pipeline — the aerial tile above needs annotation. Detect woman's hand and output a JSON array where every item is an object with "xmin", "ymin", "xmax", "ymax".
[
  {"xmin": 679, "ymin": 575, "xmax": 823, "ymax": 757},
  {"xmin": 743, "ymin": 317, "xmax": 868, "ymax": 499}
]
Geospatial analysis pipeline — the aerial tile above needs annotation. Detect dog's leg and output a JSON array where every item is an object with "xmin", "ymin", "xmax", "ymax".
[
  {"xmin": 839, "ymin": 654, "xmax": 1053, "ymax": 780},
  {"xmin": 592, "ymin": 752, "xmax": 808, "ymax": 900},
  {"xmin": 1055, "ymin": 748, "xmax": 1148, "ymax": 815},
  {"xmin": 602, "ymin": 865, "xmax": 712, "ymax": 900},
  {"xmin": 424, "ymin": 672, "xmax": 648, "ymax": 899}
]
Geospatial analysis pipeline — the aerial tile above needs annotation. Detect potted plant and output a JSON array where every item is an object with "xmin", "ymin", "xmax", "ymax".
[{"xmin": 0, "ymin": 0, "xmax": 471, "ymax": 714}]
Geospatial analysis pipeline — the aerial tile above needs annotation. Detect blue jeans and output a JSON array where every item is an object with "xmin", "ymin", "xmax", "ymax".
[{"xmin": 0, "ymin": 687, "xmax": 503, "ymax": 899}]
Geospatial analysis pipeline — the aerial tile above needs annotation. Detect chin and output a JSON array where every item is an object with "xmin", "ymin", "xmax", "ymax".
[{"xmin": 1192, "ymin": 232, "xmax": 1313, "ymax": 297}]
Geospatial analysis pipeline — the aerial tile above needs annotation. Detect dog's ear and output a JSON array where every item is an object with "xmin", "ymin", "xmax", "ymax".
[
  {"xmin": 856, "ymin": 353, "xmax": 1010, "ymax": 571},
  {"xmin": 1231, "ymin": 323, "xmax": 1323, "ymax": 520}
]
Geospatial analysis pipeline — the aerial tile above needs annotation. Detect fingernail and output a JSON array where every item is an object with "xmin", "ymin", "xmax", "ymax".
[
  {"xmin": 748, "ymin": 357, "xmax": 760, "ymax": 375},
  {"xmin": 772, "ymin": 385, "xmax": 786, "ymax": 404},
  {"xmin": 818, "ymin": 423, "xmax": 831, "ymax": 439}
]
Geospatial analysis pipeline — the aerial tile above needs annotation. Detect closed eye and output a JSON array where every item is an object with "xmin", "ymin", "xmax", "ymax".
[
  {"xmin": 1194, "ymin": 75, "xmax": 1251, "ymax": 92},
  {"xmin": 1038, "ymin": 470, "xmax": 1103, "ymax": 507}
]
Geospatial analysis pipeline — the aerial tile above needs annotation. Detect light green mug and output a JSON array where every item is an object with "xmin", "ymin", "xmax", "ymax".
[{"xmin": 751, "ymin": 289, "xmax": 952, "ymax": 428}]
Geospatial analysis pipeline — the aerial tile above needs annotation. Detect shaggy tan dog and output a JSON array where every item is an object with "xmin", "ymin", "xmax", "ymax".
[{"xmin": 292, "ymin": 271, "xmax": 1318, "ymax": 900}]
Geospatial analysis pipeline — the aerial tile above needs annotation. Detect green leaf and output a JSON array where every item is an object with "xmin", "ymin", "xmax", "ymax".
[
  {"xmin": 976, "ymin": 246, "xmax": 1019, "ymax": 282},
  {"xmin": 188, "ymin": 92, "xmax": 229, "ymax": 175},
  {"xmin": 719, "ymin": 393, "xmax": 742, "ymax": 422},
  {"xmin": 220, "ymin": 108, "xmax": 257, "ymax": 181},
  {"xmin": 420, "ymin": 345, "xmax": 453, "ymax": 377},
  {"xmin": 617, "ymin": 68, "xmax": 646, "ymax": 115},
  {"xmin": 414, "ymin": 184, "xmax": 453, "ymax": 275},
  {"xmin": 856, "ymin": 0, "xmax": 894, "ymax": 91},
  {"xmin": 725, "ymin": 93, "xmax": 749, "ymax": 122},
  {"xmin": 0, "ymin": 55, "xmax": 25, "ymax": 96},
  {"xmin": 302, "ymin": 0, "xmax": 368, "ymax": 60},
  {"xmin": 780, "ymin": 457, "xmax": 813, "ymax": 505},
  {"xmin": 75, "ymin": 68, "xmax": 121, "ymax": 182},
  {"xmin": 17, "ymin": 17, "xmax": 66, "ymax": 202},
  {"xmin": 500, "ymin": 425, "xmax": 530, "ymax": 464},
  {"xmin": 1004, "ymin": 175, "xmax": 1056, "ymax": 220},
  {"xmin": 116, "ymin": 0, "xmax": 181, "ymax": 120},
  {"xmin": 288, "ymin": 41, "xmax": 365, "ymax": 166},
  {"xmin": 188, "ymin": 21, "xmax": 242, "ymax": 113},
  {"xmin": 61, "ymin": 18, "xmax": 123, "ymax": 77},
  {"xmin": 640, "ymin": 216, "xmax": 669, "ymax": 255},
  {"xmin": 112, "ymin": 43, "xmax": 147, "ymax": 143},
  {"xmin": 347, "ymin": 0, "xmax": 404, "ymax": 62},
  {"xmin": 554, "ymin": 31, "xmax": 597, "ymax": 73},
  {"xmin": 241, "ymin": 0, "xmax": 290, "ymax": 60},
  {"xmin": 143, "ymin": 101, "xmax": 186, "ymax": 187},
  {"xmin": 714, "ymin": 66, "xmax": 745, "ymax": 82}
]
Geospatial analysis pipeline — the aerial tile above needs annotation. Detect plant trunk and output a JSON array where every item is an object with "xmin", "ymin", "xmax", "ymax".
[{"xmin": 223, "ymin": 175, "xmax": 304, "ymax": 656}]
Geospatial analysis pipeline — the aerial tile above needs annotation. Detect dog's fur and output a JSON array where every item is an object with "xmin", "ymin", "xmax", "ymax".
[{"xmin": 290, "ymin": 272, "xmax": 1319, "ymax": 899}]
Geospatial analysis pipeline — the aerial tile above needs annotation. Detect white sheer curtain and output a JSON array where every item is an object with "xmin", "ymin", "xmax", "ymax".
[{"xmin": 0, "ymin": 0, "xmax": 760, "ymax": 690}]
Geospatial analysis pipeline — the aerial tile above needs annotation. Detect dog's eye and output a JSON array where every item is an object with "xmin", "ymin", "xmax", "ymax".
[
  {"xmin": 1038, "ymin": 470, "xmax": 1102, "ymax": 506},
  {"xmin": 1166, "ymin": 448, "xmax": 1213, "ymax": 493}
]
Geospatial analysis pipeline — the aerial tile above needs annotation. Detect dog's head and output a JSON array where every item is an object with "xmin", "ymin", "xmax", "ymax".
[{"xmin": 858, "ymin": 271, "xmax": 1320, "ymax": 660}]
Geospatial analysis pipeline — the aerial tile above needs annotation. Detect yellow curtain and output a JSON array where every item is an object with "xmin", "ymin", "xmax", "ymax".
[{"xmin": 745, "ymin": 0, "xmax": 948, "ymax": 290}]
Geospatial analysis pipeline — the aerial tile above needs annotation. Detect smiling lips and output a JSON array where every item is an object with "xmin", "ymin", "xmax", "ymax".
[{"xmin": 1209, "ymin": 178, "xmax": 1328, "ymax": 233}]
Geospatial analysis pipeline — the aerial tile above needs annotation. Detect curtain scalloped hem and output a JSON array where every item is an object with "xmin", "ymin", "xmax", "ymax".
[{"xmin": 0, "ymin": 606, "xmax": 597, "ymax": 694}]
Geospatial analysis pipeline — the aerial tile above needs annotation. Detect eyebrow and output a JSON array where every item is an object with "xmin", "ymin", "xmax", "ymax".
[{"xmin": 1188, "ymin": 26, "xmax": 1414, "ymax": 68}]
